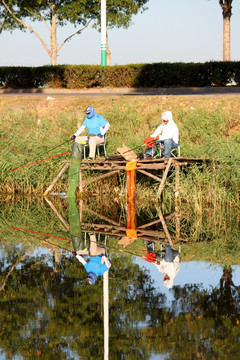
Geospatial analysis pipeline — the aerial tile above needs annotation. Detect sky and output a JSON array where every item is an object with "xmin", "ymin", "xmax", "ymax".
[{"xmin": 1, "ymin": 0, "xmax": 240, "ymax": 66}]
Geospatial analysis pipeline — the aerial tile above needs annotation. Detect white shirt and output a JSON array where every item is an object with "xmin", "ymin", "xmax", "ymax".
[
  {"xmin": 151, "ymin": 120, "xmax": 179, "ymax": 144},
  {"xmin": 154, "ymin": 256, "xmax": 180, "ymax": 288}
]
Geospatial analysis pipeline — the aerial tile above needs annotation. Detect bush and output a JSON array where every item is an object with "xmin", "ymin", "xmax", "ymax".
[{"xmin": 0, "ymin": 61, "xmax": 240, "ymax": 89}]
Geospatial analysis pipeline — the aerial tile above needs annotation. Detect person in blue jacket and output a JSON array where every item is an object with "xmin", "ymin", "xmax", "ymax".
[
  {"xmin": 70, "ymin": 105, "xmax": 110, "ymax": 160},
  {"xmin": 75, "ymin": 234, "xmax": 111, "ymax": 285}
]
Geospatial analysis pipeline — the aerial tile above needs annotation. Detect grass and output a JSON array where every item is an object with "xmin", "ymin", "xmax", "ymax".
[
  {"xmin": 0, "ymin": 94, "xmax": 239, "ymax": 248},
  {"xmin": 1, "ymin": 195, "xmax": 239, "ymax": 265},
  {"xmin": 0, "ymin": 94, "xmax": 239, "ymax": 192}
]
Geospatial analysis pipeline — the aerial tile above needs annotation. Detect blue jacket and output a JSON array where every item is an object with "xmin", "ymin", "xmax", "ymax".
[
  {"xmin": 84, "ymin": 256, "xmax": 109, "ymax": 276},
  {"xmin": 83, "ymin": 114, "xmax": 108, "ymax": 135}
]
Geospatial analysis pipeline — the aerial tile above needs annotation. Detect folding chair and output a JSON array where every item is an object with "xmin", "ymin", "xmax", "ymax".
[
  {"xmin": 156, "ymin": 138, "xmax": 180, "ymax": 158},
  {"xmin": 96, "ymin": 133, "xmax": 107, "ymax": 158},
  {"xmin": 83, "ymin": 133, "xmax": 107, "ymax": 160}
]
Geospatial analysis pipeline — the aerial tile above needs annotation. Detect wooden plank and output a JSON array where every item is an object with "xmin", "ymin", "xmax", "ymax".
[
  {"xmin": 82, "ymin": 207, "xmax": 120, "ymax": 226},
  {"xmin": 138, "ymin": 219, "xmax": 162, "ymax": 229},
  {"xmin": 81, "ymin": 166, "xmax": 125, "ymax": 170},
  {"xmin": 137, "ymin": 169, "xmax": 162, "ymax": 182},
  {"xmin": 137, "ymin": 164, "xmax": 166, "ymax": 169},
  {"xmin": 80, "ymin": 229, "xmax": 166, "ymax": 242},
  {"xmin": 117, "ymin": 145, "xmax": 138, "ymax": 161}
]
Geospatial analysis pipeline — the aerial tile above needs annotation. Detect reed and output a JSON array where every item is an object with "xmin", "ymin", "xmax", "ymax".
[{"xmin": 0, "ymin": 95, "xmax": 239, "ymax": 200}]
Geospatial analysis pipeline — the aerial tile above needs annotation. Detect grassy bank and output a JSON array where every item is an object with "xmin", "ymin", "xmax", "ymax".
[{"xmin": 0, "ymin": 95, "xmax": 239, "ymax": 223}]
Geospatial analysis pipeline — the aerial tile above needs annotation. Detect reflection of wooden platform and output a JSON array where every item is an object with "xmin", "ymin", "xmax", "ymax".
[{"xmin": 44, "ymin": 198, "xmax": 187, "ymax": 246}]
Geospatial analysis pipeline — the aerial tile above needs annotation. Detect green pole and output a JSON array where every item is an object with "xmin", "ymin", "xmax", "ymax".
[{"xmin": 101, "ymin": 44, "xmax": 107, "ymax": 66}]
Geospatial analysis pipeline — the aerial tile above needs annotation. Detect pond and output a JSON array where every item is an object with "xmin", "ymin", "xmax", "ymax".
[{"xmin": 0, "ymin": 195, "xmax": 240, "ymax": 359}]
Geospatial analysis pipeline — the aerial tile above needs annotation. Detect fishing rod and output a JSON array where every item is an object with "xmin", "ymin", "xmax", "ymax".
[
  {"xmin": 10, "ymin": 226, "xmax": 149, "ymax": 258},
  {"xmin": 10, "ymin": 150, "xmax": 71, "ymax": 172},
  {"xmin": 9, "ymin": 139, "xmax": 72, "ymax": 172},
  {"xmin": 10, "ymin": 226, "xmax": 72, "ymax": 241},
  {"xmin": 37, "ymin": 140, "xmax": 71, "ymax": 158}
]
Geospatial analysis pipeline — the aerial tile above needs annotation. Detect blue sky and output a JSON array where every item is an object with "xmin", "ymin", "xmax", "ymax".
[{"xmin": 1, "ymin": 0, "xmax": 240, "ymax": 66}]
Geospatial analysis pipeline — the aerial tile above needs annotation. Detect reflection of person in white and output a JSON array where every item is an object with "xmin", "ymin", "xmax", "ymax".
[{"xmin": 155, "ymin": 244, "xmax": 180, "ymax": 289}]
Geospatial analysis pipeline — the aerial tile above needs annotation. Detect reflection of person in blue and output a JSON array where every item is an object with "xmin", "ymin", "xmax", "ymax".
[
  {"xmin": 68, "ymin": 197, "xmax": 111, "ymax": 285},
  {"xmin": 75, "ymin": 234, "xmax": 111, "ymax": 285},
  {"xmin": 146, "ymin": 243, "xmax": 180, "ymax": 289}
]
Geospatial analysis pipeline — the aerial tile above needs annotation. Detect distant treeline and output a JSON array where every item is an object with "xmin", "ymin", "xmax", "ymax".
[{"xmin": 0, "ymin": 61, "xmax": 239, "ymax": 88}]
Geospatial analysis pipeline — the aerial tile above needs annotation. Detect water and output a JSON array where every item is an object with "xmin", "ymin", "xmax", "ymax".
[{"xmin": 0, "ymin": 196, "xmax": 239, "ymax": 359}]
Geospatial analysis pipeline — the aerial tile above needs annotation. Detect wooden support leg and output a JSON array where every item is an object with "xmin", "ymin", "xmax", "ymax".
[
  {"xmin": 157, "ymin": 158, "xmax": 173, "ymax": 198},
  {"xmin": 158, "ymin": 207, "xmax": 173, "ymax": 247},
  {"xmin": 79, "ymin": 199, "xmax": 83, "ymax": 222},
  {"xmin": 82, "ymin": 170, "xmax": 119, "ymax": 187},
  {"xmin": 175, "ymin": 164, "xmax": 181, "ymax": 242},
  {"xmin": 44, "ymin": 197, "xmax": 70, "ymax": 230},
  {"xmin": 44, "ymin": 161, "xmax": 70, "ymax": 196},
  {"xmin": 79, "ymin": 168, "xmax": 83, "ymax": 193}
]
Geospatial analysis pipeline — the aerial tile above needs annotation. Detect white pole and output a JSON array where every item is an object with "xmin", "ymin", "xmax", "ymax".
[
  {"xmin": 101, "ymin": 0, "xmax": 107, "ymax": 66},
  {"xmin": 103, "ymin": 270, "xmax": 109, "ymax": 360}
]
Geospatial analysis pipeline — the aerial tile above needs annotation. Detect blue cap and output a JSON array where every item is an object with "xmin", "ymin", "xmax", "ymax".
[{"xmin": 84, "ymin": 106, "xmax": 95, "ymax": 119}]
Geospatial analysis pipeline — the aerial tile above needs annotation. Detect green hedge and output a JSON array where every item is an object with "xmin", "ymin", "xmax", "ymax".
[{"xmin": 0, "ymin": 61, "xmax": 239, "ymax": 88}]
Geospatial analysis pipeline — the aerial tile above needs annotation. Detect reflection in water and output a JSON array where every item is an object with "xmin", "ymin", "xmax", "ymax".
[
  {"xmin": 146, "ymin": 243, "xmax": 180, "ymax": 289},
  {"xmin": 68, "ymin": 197, "xmax": 111, "ymax": 285},
  {"xmin": 0, "ymin": 196, "xmax": 240, "ymax": 359}
]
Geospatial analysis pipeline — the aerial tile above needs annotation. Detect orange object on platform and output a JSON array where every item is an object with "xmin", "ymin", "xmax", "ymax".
[
  {"xmin": 126, "ymin": 228, "xmax": 138, "ymax": 239},
  {"xmin": 125, "ymin": 160, "xmax": 137, "ymax": 171},
  {"xmin": 145, "ymin": 252, "xmax": 157, "ymax": 262},
  {"xmin": 125, "ymin": 160, "xmax": 137, "ymax": 239},
  {"xmin": 144, "ymin": 136, "xmax": 155, "ymax": 149}
]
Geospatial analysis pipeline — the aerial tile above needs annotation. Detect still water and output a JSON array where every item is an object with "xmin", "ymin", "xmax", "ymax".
[{"xmin": 0, "ymin": 196, "xmax": 239, "ymax": 359}]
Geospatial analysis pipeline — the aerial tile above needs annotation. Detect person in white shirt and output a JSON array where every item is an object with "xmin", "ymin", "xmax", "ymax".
[
  {"xmin": 154, "ymin": 244, "xmax": 180, "ymax": 289},
  {"xmin": 145, "ymin": 110, "xmax": 179, "ymax": 158}
]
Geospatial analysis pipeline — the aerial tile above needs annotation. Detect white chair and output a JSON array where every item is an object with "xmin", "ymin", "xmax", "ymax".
[
  {"xmin": 83, "ymin": 133, "xmax": 107, "ymax": 160},
  {"xmin": 96, "ymin": 133, "xmax": 107, "ymax": 158}
]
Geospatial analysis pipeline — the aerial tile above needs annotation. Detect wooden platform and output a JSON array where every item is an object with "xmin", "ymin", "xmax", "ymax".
[
  {"xmin": 44, "ymin": 156, "xmax": 210, "ymax": 196},
  {"xmin": 80, "ymin": 156, "xmax": 209, "ymax": 171}
]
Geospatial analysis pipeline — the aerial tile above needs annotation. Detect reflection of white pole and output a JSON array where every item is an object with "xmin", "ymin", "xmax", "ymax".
[
  {"xmin": 103, "ymin": 270, "xmax": 109, "ymax": 360},
  {"xmin": 101, "ymin": 0, "xmax": 107, "ymax": 66}
]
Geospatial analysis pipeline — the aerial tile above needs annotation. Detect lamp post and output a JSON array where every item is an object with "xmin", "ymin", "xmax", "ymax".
[{"xmin": 101, "ymin": 0, "xmax": 107, "ymax": 66}]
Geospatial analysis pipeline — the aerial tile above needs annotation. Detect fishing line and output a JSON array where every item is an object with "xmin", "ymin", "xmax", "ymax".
[
  {"xmin": 9, "ymin": 139, "xmax": 72, "ymax": 172},
  {"xmin": 10, "ymin": 226, "xmax": 149, "ymax": 258},
  {"xmin": 36, "ymin": 140, "xmax": 71, "ymax": 158},
  {"xmin": 10, "ymin": 150, "xmax": 71, "ymax": 172},
  {"xmin": 10, "ymin": 226, "xmax": 72, "ymax": 241}
]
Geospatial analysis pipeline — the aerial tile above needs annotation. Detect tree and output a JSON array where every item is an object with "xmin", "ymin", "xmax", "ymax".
[
  {"xmin": 219, "ymin": 0, "xmax": 233, "ymax": 61},
  {"xmin": 1, "ymin": 0, "xmax": 149, "ymax": 65},
  {"xmin": 0, "ymin": 2, "xmax": 22, "ymax": 34}
]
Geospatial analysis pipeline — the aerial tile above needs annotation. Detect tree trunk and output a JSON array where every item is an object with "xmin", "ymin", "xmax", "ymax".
[
  {"xmin": 106, "ymin": 33, "xmax": 111, "ymax": 66},
  {"xmin": 219, "ymin": 0, "xmax": 232, "ymax": 61},
  {"xmin": 223, "ymin": 15, "xmax": 231, "ymax": 61},
  {"xmin": 51, "ymin": 4, "xmax": 57, "ymax": 65}
]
